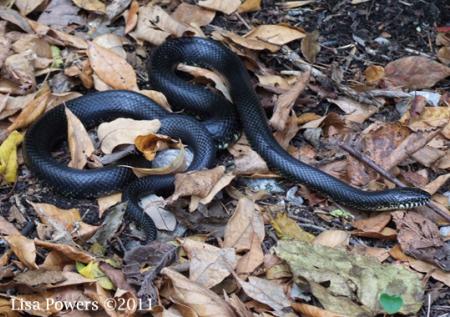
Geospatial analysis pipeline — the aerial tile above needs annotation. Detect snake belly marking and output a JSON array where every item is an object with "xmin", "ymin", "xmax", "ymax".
[{"xmin": 23, "ymin": 37, "xmax": 431, "ymax": 242}]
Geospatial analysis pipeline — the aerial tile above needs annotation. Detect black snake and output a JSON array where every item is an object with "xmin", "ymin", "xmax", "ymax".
[{"xmin": 23, "ymin": 37, "xmax": 430, "ymax": 241}]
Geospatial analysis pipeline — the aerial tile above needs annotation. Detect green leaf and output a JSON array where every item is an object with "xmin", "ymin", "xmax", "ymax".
[
  {"xmin": 330, "ymin": 209, "xmax": 353, "ymax": 219},
  {"xmin": 380, "ymin": 293, "xmax": 403, "ymax": 314},
  {"xmin": 51, "ymin": 46, "xmax": 63, "ymax": 68}
]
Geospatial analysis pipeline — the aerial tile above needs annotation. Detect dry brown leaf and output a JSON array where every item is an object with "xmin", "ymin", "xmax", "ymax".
[
  {"xmin": 239, "ymin": 276, "xmax": 291, "ymax": 312},
  {"xmin": 236, "ymin": 234, "xmax": 264, "ymax": 275},
  {"xmin": 301, "ymin": 30, "xmax": 320, "ymax": 63},
  {"xmin": 124, "ymin": 0, "xmax": 139, "ymax": 34},
  {"xmin": 352, "ymin": 246, "xmax": 390, "ymax": 262},
  {"xmin": 224, "ymin": 294, "xmax": 253, "ymax": 317},
  {"xmin": 177, "ymin": 64, "xmax": 231, "ymax": 101},
  {"xmin": 0, "ymin": 215, "xmax": 21, "ymax": 235},
  {"xmin": 172, "ymin": 3, "xmax": 216, "ymax": 27},
  {"xmin": 131, "ymin": 146, "xmax": 186, "ymax": 177},
  {"xmin": 131, "ymin": 5, "xmax": 187, "ymax": 45},
  {"xmin": 438, "ymin": 46, "xmax": 450, "ymax": 65},
  {"xmin": 3, "ymin": 51, "xmax": 35, "ymax": 94},
  {"xmin": 192, "ymin": 173, "xmax": 236, "ymax": 211},
  {"xmin": 352, "ymin": 212, "xmax": 392, "ymax": 233},
  {"xmin": 134, "ymin": 133, "xmax": 180, "ymax": 161},
  {"xmin": 97, "ymin": 118, "xmax": 161, "ymax": 154},
  {"xmin": 7, "ymin": 84, "xmax": 50, "ymax": 131},
  {"xmin": 198, "ymin": 0, "xmax": 240, "ymax": 14},
  {"xmin": 29, "ymin": 201, "xmax": 80, "ymax": 231},
  {"xmin": 390, "ymin": 244, "xmax": 450, "ymax": 287},
  {"xmin": 161, "ymin": 268, "xmax": 237, "ymax": 317},
  {"xmin": 168, "ymin": 166, "xmax": 225, "ymax": 203},
  {"xmin": 5, "ymin": 234, "xmax": 38, "ymax": 269},
  {"xmin": 93, "ymin": 33, "xmax": 126, "ymax": 59},
  {"xmin": 72, "ymin": 0, "xmax": 106, "ymax": 13},
  {"xmin": 245, "ymin": 24, "xmax": 305, "ymax": 45},
  {"xmin": 34, "ymin": 239, "xmax": 94, "ymax": 263},
  {"xmin": 292, "ymin": 302, "xmax": 345, "ymax": 317},
  {"xmin": 423, "ymin": 173, "xmax": 450, "ymax": 194},
  {"xmin": 97, "ymin": 193, "xmax": 122, "ymax": 217},
  {"xmin": 214, "ymin": 29, "xmax": 280, "ymax": 52},
  {"xmin": 138, "ymin": 90, "xmax": 172, "ymax": 111},
  {"xmin": 15, "ymin": 0, "xmax": 44, "ymax": 15},
  {"xmin": 228, "ymin": 135, "xmax": 269, "ymax": 175},
  {"xmin": 270, "ymin": 70, "xmax": 310, "ymax": 131},
  {"xmin": 238, "ymin": 0, "xmax": 261, "ymax": 12},
  {"xmin": 65, "ymin": 107, "xmax": 95, "ymax": 169},
  {"xmin": 313, "ymin": 230, "xmax": 350, "ymax": 248},
  {"xmin": 224, "ymin": 197, "xmax": 265, "ymax": 252},
  {"xmin": 181, "ymin": 238, "xmax": 237, "ymax": 288},
  {"xmin": 364, "ymin": 65, "xmax": 385, "ymax": 84},
  {"xmin": 327, "ymin": 97, "xmax": 377, "ymax": 123},
  {"xmin": 87, "ymin": 41, "xmax": 138, "ymax": 90},
  {"xmin": 384, "ymin": 56, "xmax": 450, "ymax": 89}
]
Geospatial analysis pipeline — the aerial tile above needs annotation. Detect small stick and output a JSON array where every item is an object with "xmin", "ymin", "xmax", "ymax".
[
  {"xmin": 338, "ymin": 142, "xmax": 405, "ymax": 187},
  {"xmin": 339, "ymin": 142, "xmax": 450, "ymax": 222}
]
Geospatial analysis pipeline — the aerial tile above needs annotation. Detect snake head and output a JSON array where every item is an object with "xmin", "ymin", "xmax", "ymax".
[{"xmin": 387, "ymin": 188, "xmax": 431, "ymax": 210}]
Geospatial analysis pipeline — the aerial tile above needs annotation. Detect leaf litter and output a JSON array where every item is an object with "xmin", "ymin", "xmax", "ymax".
[{"xmin": 0, "ymin": 1, "xmax": 449, "ymax": 316}]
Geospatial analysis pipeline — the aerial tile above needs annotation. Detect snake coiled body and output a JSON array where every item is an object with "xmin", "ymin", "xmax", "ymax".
[{"xmin": 23, "ymin": 37, "xmax": 430, "ymax": 241}]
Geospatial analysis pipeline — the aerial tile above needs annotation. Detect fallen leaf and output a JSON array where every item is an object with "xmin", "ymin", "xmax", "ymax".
[
  {"xmin": 7, "ymin": 84, "xmax": 50, "ymax": 131},
  {"xmin": 292, "ymin": 302, "xmax": 345, "ymax": 317},
  {"xmin": 327, "ymin": 97, "xmax": 377, "ymax": 123},
  {"xmin": 72, "ymin": 0, "xmax": 106, "ymax": 13},
  {"xmin": 93, "ymin": 33, "xmax": 126, "ymax": 59},
  {"xmin": 301, "ymin": 30, "xmax": 320, "ymax": 63},
  {"xmin": 364, "ymin": 65, "xmax": 385, "ymax": 84},
  {"xmin": 29, "ymin": 201, "xmax": 80, "ymax": 231},
  {"xmin": 5, "ymin": 234, "xmax": 38, "ymax": 269},
  {"xmin": 97, "ymin": 118, "xmax": 161, "ymax": 154},
  {"xmin": 65, "ymin": 107, "xmax": 95, "ymax": 169},
  {"xmin": 97, "ymin": 193, "xmax": 122, "ymax": 218},
  {"xmin": 198, "ymin": 0, "xmax": 240, "ymax": 14},
  {"xmin": 423, "ymin": 173, "xmax": 450, "ymax": 194},
  {"xmin": 0, "ymin": 130, "xmax": 23, "ymax": 183},
  {"xmin": 238, "ymin": 0, "xmax": 261, "ymax": 12},
  {"xmin": 15, "ymin": 0, "xmax": 44, "ymax": 15},
  {"xmin": 277, "ymin": 1, "xmax": 317, "ymax": 9},
  {"xmin": 224, "ymin": 197, "xmax": 265, "ymax": 252},
  {"xmin": 245, "ymin": 24, "xmax": 306, "ymax": 45},
  {"xmin": 181, "ymin": 238, "xmax": 237, "ymax": 288},
  {"xmin": 87, "ymin": 41, "xmax": 138, "ymax": 90},
  {"xmin": 214, "ymin": 29, "xmax": 280, "ymax": 52},
  {"xmin": 312, "ymin": 230, "xmax": 349, "ymax": 248},
  {"xmin": 235, "ymin": 234, "xmax": 264, "ymax": 275},
  {"xmin": 161, "ymin": 268, "xmax": 237, "ymax": 316},
  {"xmin": 135, "ymin": 133, "xmax": 180, "ymax": 161},
  {"xmin": 224, "ymin": 294, "xmax": 253, "ymax": 317},
  {"xmin": 0, "ymin": 8, "xmax": 33, "ymax": 33},
  {"xmin": 0, "ymin": 215, "xmax": 21, "ymax": 235},
  {"xmin": 239, "ymin": 276, "xmax": 291, "ymax": 312},
  {"xmin": 270, "ymin": 70, "xmax": 310, "ymax": 131},
  {"xmin": 384, "ymin": 56, "xmax": 450, "ymax": 89},
  {"xmin": 124, "ymin": 0, "xmax": 139, "ymax": 34},
  {"xmin": 438, "ymin": 46, "xmax": 450, "ymax": 65},
  {"xmin": 138, "ymin": 90, "xmax": 172, "ymax": 111},
  {"xmin": 77, "ymin": 261, "xmax": 114, "ymax": 290},
  {"xmin": 3, "ymin": 51, "xmax": 35, "ymax": 94},
  {"xmin": 172, "ymin": 3, "xmax": 215, "ymax": 27},
  {"xmin": 34, "ymin": 239, "xmax": 94, "ymax": 263},
  {"xmin": 352, "ymin": 212, "xmax": 392, "ymax": 233},
  {"xmin": 0, "ymin": 298, "xmax": 19, "ymax": 317},
  {"xmin": 228, "ymin": 135, "xmax": 269, "ymax": 175},
  {"xmin": 271, "ymin": 212, "xmax": 315, "ymax": 242},
  {"xmin": 177, "ymin": 64, "xmax": 231, "ymax": 101},
  {"xmin": 141, "ymin": 195, "xmax": 176, "ymax": 231},
  {"xmin": 168, "ymin": 166, "xmax": 225, "ymax": 202},
  {"xmin": 275, "ymin": 240, "xmax": 424, "ymax": 316},
  {"xmin": 392, "ymin": 211, "xmax": 446, "ymax": 270},
  {"xmin": 38, "ymin": 0, "xmax": 84, "ymax": 27},
  {"xmin": 192, "ymin": 172, "xmax": 236, "ymax": 211},
  {"xmin": 131, "ymin": 5, "xmax": 187, "ymax": 45}
]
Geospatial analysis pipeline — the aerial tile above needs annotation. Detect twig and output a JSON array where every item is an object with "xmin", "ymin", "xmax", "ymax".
[
  {"xmin": 234, "ymin": 12, "xmax": 251, "ymax": 30},
  {"xmin": 339, "ymin": 142, "xmax": 450, "ymax": 222},
  {"xmin": 338, "ymin": 142, "xmax": 405, "ymax": 187}
]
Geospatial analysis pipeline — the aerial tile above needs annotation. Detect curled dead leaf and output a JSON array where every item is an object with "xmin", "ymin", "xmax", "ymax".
[{"xmin": 65, "ymin": 107, "xmax": 95, "ymax": 169}]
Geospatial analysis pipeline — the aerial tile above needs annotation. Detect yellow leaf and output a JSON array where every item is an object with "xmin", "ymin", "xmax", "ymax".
[
  {"xmin": 271, "ymin": 213, "xmax": 315, "ymax": 242},
  {"xmin": 77, "ymin": 261, "xmax": 114, "ymax": 290},
  {"xmin": 0, "ymin": 130, "xmax": 23, "ymax": 183}
]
